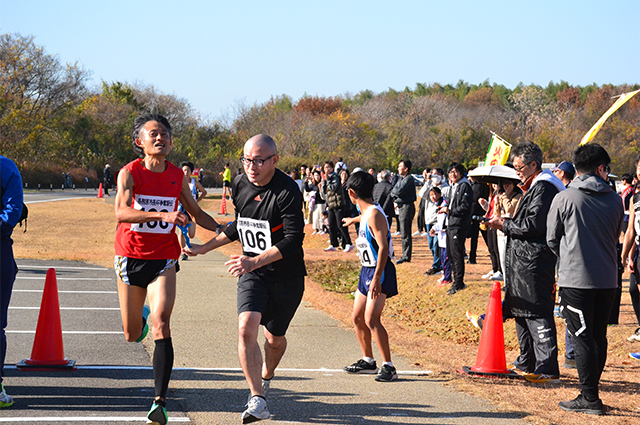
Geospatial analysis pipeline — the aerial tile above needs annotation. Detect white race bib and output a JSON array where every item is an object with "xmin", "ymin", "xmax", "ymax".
[
  {"xmin": 237, "ymin": 217, "xmax": 273, "ymax": 255},
  {"xmin": 130, "ymin": 194, "xmax": 176, "ymax": 234},
  {"xmin": 356, "ymin": 235, "xmax": 376, "ymax": 267}
]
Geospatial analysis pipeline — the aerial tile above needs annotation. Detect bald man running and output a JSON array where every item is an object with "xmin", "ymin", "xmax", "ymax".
[{"xmin": 185, "ymin": 134, "xmax": 306, "ymax": 423}]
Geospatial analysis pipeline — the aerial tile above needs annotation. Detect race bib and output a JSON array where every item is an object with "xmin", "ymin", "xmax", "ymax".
[
  {"xmin": 130, "ymin": 195, "xmax": 176, "ymax": 234},
  {"xmin": 237, "ymin": 217, "xmax": 273, "ymax": 255},
  {"xmin": 356, "ymin": 235, "xmax": 376, "ymax": 267}
]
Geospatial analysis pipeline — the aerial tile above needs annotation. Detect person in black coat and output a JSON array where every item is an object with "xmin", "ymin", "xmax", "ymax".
[
  {"xmin": 467, "ymin": 174, "xmax": 490, "ymax": 264},
  {"xmin": 373, "ymin": 170, "xmax": 395, "ymax": 227}
]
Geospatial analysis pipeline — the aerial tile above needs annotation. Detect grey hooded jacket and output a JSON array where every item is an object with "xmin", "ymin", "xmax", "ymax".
[{"xmin": 546, "ymin": 173, "xmax": 623, "ymax": 290}]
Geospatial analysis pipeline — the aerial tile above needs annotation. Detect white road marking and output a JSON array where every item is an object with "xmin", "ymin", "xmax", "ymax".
[
  {"xmin": 9, "ymin": 307, "xmax": 120, "ymax": 310},
  {"xmin": 16, "ymin": 277, "xmax": 112, "ymax": 281},
  {"xmin": 6, "ymin": 331, "xmax": 122, "ymax": 334},
  {"xmin": 0, "ymin": 417, "xmax": 190, "ymax": 423},
  {"xmin": 3, "ymin": 364, "xmax": 432, "ymax": 375},
  {"xmin": 17, "ymin": 265, "xmax": 108, "ymax": 270},
  {"xmin": 14, "ymin": 290, "xmax": 117, "ymax": 294}
]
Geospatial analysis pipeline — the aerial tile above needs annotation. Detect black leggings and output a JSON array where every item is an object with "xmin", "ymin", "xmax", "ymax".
[{"xmin": 632, "ymin": 249, "xmax": 640, "ymax": 325}]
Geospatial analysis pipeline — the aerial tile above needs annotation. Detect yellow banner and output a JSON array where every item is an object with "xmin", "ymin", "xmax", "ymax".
[
  {"xmin": 580, "ymin": 89, "xmax": 640, "ymax": 145},
  {"xmin": 485, "ymin": 133, "xmax": 511, "ymax": 166}
]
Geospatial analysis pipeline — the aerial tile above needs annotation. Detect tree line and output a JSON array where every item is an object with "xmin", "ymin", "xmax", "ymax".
[{"xmin": 1, "ymin": 32, "xmax": 639, "ymax": 187}]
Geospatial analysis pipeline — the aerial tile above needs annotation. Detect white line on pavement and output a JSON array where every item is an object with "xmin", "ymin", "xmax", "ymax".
[
  {"xmin": 14, "ymin": 290, "xmax": 117, "ymax": 294},
  {"xmin": 9, "ymin": 307, "xmax": 120, "ymax": 310},
  {"xmin": 17, "ymin": 265, "xmax": 109, "ymax": 270},
  {"xmin": 0, "ymin": 417, "xmax": 190, "ymax": 423},
  {"xmin": 16, "ymin": 277, "xmax": 112, "ymax": 281},
  {"xmin": 6, "ymin": 331, "xmax": 122, "ymax": 334},
  {"xmin": 3, "ymin": 364, "xmax": 432, "ymax": 375}
]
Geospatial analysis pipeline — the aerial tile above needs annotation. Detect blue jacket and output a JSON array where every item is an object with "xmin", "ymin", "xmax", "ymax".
[{"xmin": 1, "ymin": 156, "xmax": 24, "ymax": 238}]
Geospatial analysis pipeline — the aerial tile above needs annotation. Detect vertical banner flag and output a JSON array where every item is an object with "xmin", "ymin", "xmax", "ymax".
[
  {"xmin": 485, "ymin": 133, "xmax": 511, "ymax": 166},
  {"xmin": 580, "ymin": 89, "xmax": 640, "ymax": 145}
]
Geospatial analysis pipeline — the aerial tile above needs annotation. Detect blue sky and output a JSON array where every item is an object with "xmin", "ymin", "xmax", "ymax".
[{"xmin": 1, "ymin": 1, "xmax": 638, "ymax": 120}]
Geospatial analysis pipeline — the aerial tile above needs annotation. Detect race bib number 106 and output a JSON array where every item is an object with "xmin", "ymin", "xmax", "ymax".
[
  {"xmin": 130, "ymin": 195, "xmax": 176, "ymax": 234},
  {"xmin": 237, "ymin": 217, "xmax": 272, "ymax": 255}
]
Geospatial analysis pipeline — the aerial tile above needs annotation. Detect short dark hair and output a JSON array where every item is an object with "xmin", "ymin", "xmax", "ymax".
[
  {"xmin": 324, "ymin": 161, "xmax": 334, "ymax": 170},
  {"xmin": 511, "ymin": 141, "xmax": 543, "ymax": 170},
  {"xmin": 400, "ymin": 159, "xmax": 412, "ymax": 171},
  {"xmin": 448, "ymin": 162, "xmax": 466, "ymax": 175},
  {"xmin": 346, "ymin": 171, "xmax": 375, "ymax": 200},
  {"xmin": 429, "ymin": 186, "xmax": 442, "ymax": 196},
  {"xmin": 131, "ymin": 114, "xmax": 172, "ymax": 157},
  {"xmin": 622, "ymin": 173, "xmax": 634, "ymax": 184},
  {"xmin": 573, "ymin": 143, "xmax": 611, "ymax": 175},
  {"xmin": 179, "ymin": 161, "xmax": 195, "ymax": 173}
]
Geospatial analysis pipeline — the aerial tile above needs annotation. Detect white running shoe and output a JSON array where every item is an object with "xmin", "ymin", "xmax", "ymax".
[
  {"xmin": 344, "ymin": 244, "xmax": 355, "ymax": 253},
  {"xmin": 412, "ymin": 230, "xmax": 421, "ymax": 236},
  {"xmin": 391, "ymin": 231, "xmax": 401, "ymax": 236},
  {"xmin": 242, "ymin": 396, "xmax": 270, "ymax": 423},
  {"xmin": 324, "ymin": 246, "xmax": 337, "ymax": 252},
  {"xmin": 628, "ymin": 327, "xmax": 640, "ymax": 342},
  {"xmin": 491, "ymin": 271, "xmax": 504, "ymax": 281},
  {"xmin": 481, "ymin": 271, "xmax": 495, "ymax": 279},
  {"xmin": 421, "ymin": 232, "xmax": 429, "ymax": 236}
]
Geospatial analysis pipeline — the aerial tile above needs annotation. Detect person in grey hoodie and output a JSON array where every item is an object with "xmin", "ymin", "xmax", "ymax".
[{"xmin": 547, "ymin": 143, "xmax": 623, "ymax": 415}]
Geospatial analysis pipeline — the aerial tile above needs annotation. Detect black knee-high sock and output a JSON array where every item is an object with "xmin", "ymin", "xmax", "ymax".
[{"xmin": 153, "ymin": 337, "xmax": 174, "ymax": 399}]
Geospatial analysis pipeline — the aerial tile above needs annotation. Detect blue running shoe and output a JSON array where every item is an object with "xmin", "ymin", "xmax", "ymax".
[
  {"xmin": 630, "ymin": 352, "xmax": 640, "ymax": 360},
  {"xmin": 147, "ymin": 399, "xmax": 167, "ymax": 425},
  {"xmin": 136, "ymin": 305, "xmax": 151, "ymax": 343}
]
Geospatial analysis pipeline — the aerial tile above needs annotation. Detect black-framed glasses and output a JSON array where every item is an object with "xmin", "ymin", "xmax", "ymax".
[
  {"xmin": 513, "ymin": 161, "xmax": 533, "ymax": 172},
  {"xmin": 239, "ymin": 154, "xmax": 276, "ymax": 167}
]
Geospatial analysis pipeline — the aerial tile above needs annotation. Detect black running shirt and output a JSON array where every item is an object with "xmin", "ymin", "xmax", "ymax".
[{"xmin": 225, "ymin": 169, "xmax": 306, "ymax": 281}]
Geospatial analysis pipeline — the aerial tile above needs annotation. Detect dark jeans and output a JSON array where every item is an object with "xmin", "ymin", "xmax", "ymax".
[
  {"xmin": 1, "ymin": 236, "xmax": 17, "ymax": 383},
  {"xmin": 397, "ymin": 203, "xmax": 415, "ymax": 261},
  {"xmin": 446, "ymin": 226, "xmax": 467, "ymax": 287},
  {"xmin": 560, "ymin": 287, "xmax": 615, "ymax": 401},
  {"xmin": 513, "ymin": 316, "xmax": 559, "ymax": 376},
  {"xmin": 426, "ymin": 223, "xmax": 441, "ymax": 270},
  {"xmin": 416, "ymin": 198, "xmax": 426, "ymax": 233},
  {"xmin": 486, "ymin": 227, "xmax": 501, "ymax": 273},
  {"xmin": 327, "ymin": 207, "xmax": 351, "ymax": 249},
  {"xmin": 467, "ymin": 220, "xmax": 487, "ymax": 263}
]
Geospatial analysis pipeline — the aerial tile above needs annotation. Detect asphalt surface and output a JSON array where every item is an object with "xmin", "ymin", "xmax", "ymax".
[{"xmin": 2, "ymin": 192, "xmax": 530, "ymax": 424}]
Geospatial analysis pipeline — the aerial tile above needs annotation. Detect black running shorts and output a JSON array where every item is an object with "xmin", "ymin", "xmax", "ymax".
[
  {"xmin": 114, "ymin": 256, "xmax": 179, "ymax": 288},
  {"xmin": 237, "ymin": 273, "xmax": 304, "ymax": 337}
]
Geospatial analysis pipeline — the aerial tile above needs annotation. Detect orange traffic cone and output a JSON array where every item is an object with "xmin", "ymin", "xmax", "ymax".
[
  {"xmin": 97, "ymin": 183, "xmax": 104, "ymax": 198},
  {"xmin": 462, "ymin": 281, "xmax": 520, "ymax": 379},
  {"xmin": 219, "ymin": 193, "xmax": 227, "ymax": 215},
  {"xmin": 17, "ymin": 268, "xmax": 76, "ymax": 371}
]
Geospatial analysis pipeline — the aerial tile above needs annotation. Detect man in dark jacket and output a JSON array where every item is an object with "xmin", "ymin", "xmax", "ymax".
[
  {"xmin": 320, "ymin": 161, "xmax": 353, "ymax": 252},
  {"xmin": 548, "ymin": 144, "xmax": 623, "ymax": 415},
  {"xmin": 390, "ymin": 159, "xmax": 416, "ymax": 264},
  {"xmin": 440, "ymin": 163, "xmax": 473, "ymax": 295},
  {"xmin": 488, "ymin": 142, "xmax": 565, "ymax": 384},
  {"xmin": 373, "ymin": 170, "xmax": 395, "ymax": 227},
  {"xmin": 467, "ymin": 174, "xmax": 490, "ymax": 264}
]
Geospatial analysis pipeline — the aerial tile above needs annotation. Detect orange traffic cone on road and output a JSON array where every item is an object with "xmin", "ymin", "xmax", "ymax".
[
  {"xmin": 17, "ymin": 268, "xmax": 76, "ymax": 371},
  {"xmin": 462, "ymin": 281, "xmax": 520, "ymax": 379},
  {"xmin": 97, "ymin": 183, "xmax": 104, "ymax": 198},
  {"xmin": 219, "ymin": 194, "xmax": 227, "ymax": 215}
]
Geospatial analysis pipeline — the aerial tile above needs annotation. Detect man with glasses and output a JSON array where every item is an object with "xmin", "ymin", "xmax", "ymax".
[
  {"xmin": 185, "ymin": 134, "xmax": 306, "ymax": 423},
  {"xmin": 487, "ymin": 141, "xmax": 565, "ymax": 384}
]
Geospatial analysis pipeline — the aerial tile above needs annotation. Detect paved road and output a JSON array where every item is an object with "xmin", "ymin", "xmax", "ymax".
[{"xmin": 3, "ymin": 198, "xmax": 529, "ymax": 424}]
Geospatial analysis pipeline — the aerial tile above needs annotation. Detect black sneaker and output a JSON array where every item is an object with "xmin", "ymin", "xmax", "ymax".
[
  {"xmin": 344, "ymin": 359, "xmax": 378, "ymax": 374},
  {"xmin": 424, "ymin": 267, "xmax": 441, "ymax": 276},
  {"xmin": 563, "ymin": 356, "xmax": 577, "ymax": 369},
  {"xmin": 375, "ymin": 364, "xmax": 398, "ymax": 382},
  {"xmin": 558, "ymin": 394, "xmax": 605, "ymax": 415},
  {"xmin": 447, "ymin": 283, "xmax": 467, "ymax": 295}
]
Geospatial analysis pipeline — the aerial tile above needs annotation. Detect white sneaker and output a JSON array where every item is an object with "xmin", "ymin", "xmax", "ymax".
[
  {"xmin": 491, "ymin": 271, "xmax": 504, "ymax": 281},
  {"xmin": 344, "ymin": 244, "xmax": 355, "ymax": 253},
  {"xmin": 391, "ymin": 231, "xmax": 401, "ymax": 236},
  {"xmin": 324, "ymin": 246, "xmax": 337, "ymax": 252},
  {"xmin": 629, "ymin": 327, "xmax": 640, "ymax": 342},
  {"xmin": 412, "ymin": 231, "xmax": 421, "ymax": 236},
  {"xmin": 242, "ymin": 396, "xmax": 270, "ymax": 423},
  {"xmin": 481, "ymin": 271, "xmax": 495, "ymax": 279},
  {"xmin": 421, "ymin": 232, "xmax": 429, "ymax": 236},
  {"xmin": 311, "ymin": 230, "xmax": 318, "ymax": 235}
]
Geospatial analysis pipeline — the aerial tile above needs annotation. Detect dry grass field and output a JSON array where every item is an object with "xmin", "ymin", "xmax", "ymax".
[{"xmin": 13, "ymin": 195, "xmax": 640, "ymax": 425}]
